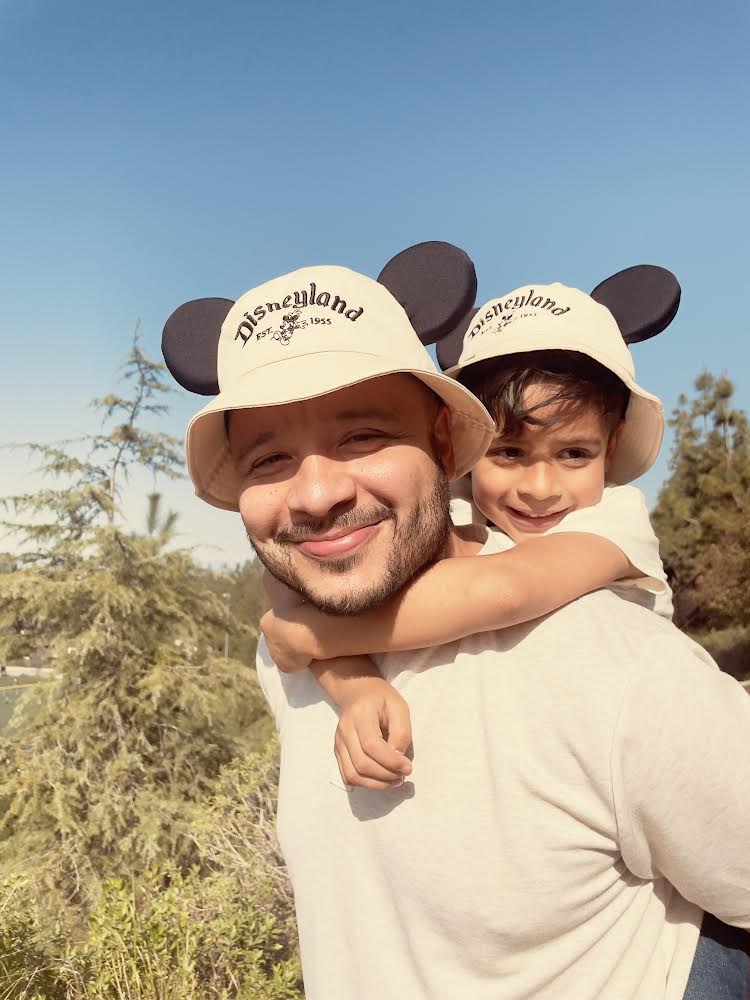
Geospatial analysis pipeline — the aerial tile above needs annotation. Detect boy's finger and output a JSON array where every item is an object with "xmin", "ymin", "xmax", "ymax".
[
  {"xmin": 384, "ymin": 702, "xmax": 413, "ymax": 760},
  {"xmin": 335, "ymin": 739, "xmax": 403, "ymax": 791},
  {"xmin": 350, "ymin": 716, "xmax": 412, "ymax": 776},
  {"xmin": 337, "ymin": 722, "xmax": 406, "ymax": 782}
]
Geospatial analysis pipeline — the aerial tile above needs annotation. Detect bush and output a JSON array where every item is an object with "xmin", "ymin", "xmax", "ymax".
[
  {"xmin": 0, "ymin": 743, "xmax": 302, "ymax": 1000},
  {"xmin": 690, "ymin": 625, "xmax": 750, "ymax": 682}
]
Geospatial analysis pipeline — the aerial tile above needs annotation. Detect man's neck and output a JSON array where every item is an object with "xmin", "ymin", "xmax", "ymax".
[{"xmin": 445, "ymin": 523, "xmax": 488, "ymax": 559}]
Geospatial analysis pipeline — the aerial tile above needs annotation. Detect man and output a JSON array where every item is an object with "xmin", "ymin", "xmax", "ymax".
[{"xmin": 163, "ymin": 246, "xmax": 750, "ymax": 1000}]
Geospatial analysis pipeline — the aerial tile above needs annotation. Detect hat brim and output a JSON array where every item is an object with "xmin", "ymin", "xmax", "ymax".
[
  {"xmin": 447, "ymin": 339, "xmax": 664, "ymax": 485},
  {"xmin": 186, "ymin": 349, "xmax": 494, "ymax": 510}
]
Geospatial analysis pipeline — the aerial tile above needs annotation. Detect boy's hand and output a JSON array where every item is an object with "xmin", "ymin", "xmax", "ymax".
[
  {"xmin": 260, "ymin": 605, "xmax": 318, "ymax": 673},
  {"xmin": 334, "ymin": 678, "xmax": 413, "ymax": 790},
  {"xmin": 260, "ymin": 571, "xmax": 319, "ymax": 672}
]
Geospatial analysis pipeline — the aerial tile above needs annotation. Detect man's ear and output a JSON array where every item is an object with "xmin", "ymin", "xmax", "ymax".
[{"xmin": 432, "ymin": 404, "xmax": 457, "ymax": 479}]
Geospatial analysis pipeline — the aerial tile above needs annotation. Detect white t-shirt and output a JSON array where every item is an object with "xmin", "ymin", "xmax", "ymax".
[
  {"xmin": 257, "ymin": 529, "xmax": 750, "ymax": 1000},
  {"xmin": 451, "ymin": 481, "xmax": 674, "ymax": 619}
]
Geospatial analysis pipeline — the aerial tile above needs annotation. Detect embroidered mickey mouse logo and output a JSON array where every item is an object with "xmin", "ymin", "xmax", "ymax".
[
  {"xmin": 255, "ymin": 312, "xmax": 309, "ymax": 347},
  {"xmin": 275, "ymin": 312, "xmax": 308, "ymax": 345}
]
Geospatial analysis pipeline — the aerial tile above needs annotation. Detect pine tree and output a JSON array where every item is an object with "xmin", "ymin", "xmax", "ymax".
[
  {"xmin": 0, "ymin": 332, "xmax": 269, "ymax": 914},
  {"xmin": 652, "ymin": 371, "xmax": 750, "ymax": 631}
]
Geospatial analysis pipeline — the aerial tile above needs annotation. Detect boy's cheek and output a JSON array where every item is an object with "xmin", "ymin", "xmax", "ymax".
[{"xmin": 470, "ymin": 463, "xmax": 508, "ymax": 522}]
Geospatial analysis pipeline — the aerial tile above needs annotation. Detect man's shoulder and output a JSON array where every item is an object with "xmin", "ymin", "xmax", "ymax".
[
  {"xmin": 475, "ymin": 588, "xmax": 702, "ymax": 678},
  {"xmin": 256, "ymin": 636, "xmax": 335, "ymax": 732}
]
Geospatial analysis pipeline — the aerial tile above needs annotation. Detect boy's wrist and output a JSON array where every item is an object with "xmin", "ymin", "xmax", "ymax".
[{"xmin": 328, "ymin": 673, "xmax": 390, "ymax": 709}]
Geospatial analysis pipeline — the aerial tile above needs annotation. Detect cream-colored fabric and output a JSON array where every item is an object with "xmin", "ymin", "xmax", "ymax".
[
  {"xmin": 450, "ymin": 482, "xmax": 674, "ymax": 620},
  {"xmin": 185, "ymin": 265, "xmax": 494, "ymax": 510},
  {"xmin": 544, "ymin": 485, "xmax": 673, "ymax": 619},
  {"xmin": 445, "ymin": 283, "xmax": 665, "ymax": 484},
  {"xmin": 256, "ymin": 530, "xmax": 750, "ymax": 1000}
]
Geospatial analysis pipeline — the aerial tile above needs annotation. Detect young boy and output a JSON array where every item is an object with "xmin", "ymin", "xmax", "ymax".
[{"xmin": 261, "ymin": 281, "xmax": 671, "ymax": 791}]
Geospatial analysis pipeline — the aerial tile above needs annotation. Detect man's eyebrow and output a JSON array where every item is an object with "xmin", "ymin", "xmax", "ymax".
[
  {"xmin": 333, "ymin": 407, "xmax": 402, "ymax": 423},
  {"xmin": 234, "ymin": 408, "xmax": 402, "ymax": 464},
  {"xmin": 235, "ymin": 429, "xmax": 277, "ymax": 464}
]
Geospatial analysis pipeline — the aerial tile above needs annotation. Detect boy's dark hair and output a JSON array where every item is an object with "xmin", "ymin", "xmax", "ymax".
[{"xmin": 459, "ymin": 350, "xmax": 630, "ymax": 439}]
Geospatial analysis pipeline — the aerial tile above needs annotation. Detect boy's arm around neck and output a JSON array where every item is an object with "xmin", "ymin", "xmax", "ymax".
[{"xmin": 304, "ymin": 532, "xmax": 634, "ymax": 660}]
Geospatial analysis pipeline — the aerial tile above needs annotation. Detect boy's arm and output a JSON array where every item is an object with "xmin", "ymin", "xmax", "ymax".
[
  {"xmin": 260, "ymin": 573, "xmax": 412, "ymax": 790},
  {"xmin": 310, "ymin": 657, "xmax": 412, "ymax": 788},
  {"xmin": 263, "ymin": 531, "xmax": 635, "ymax": 664}
]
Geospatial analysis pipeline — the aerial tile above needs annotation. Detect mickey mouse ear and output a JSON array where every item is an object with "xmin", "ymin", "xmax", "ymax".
[
  {"xmin": 161, "ymin": 297, "xmax": 235, "ymax": 395},
  {"xmin": 377, "ymin": 241, "xmax": 477, "ymax": 347},
  {"xmin": 436, "ymin": 308, "xmax": 477, "ymax": 371},
  {"xmin": 590, "ymin": 265, "xmax": 680, "ymax": 345}
]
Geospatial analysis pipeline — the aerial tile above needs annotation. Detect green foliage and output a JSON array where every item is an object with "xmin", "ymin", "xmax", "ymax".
[
  {"xmin": 0, "ymin": 873, "xmax": 65, "ymax": 999},
  {"xmin": 144, "ymin": 492, "xmax": 179, "ymax": 547},
  {"xmin": 652, "ymin": 371, "xmax": 750, "ymax": 636},
  {"xmin": 0, "ymin": 332, "xmax": 298, "ymax": 998},
  {"xmin": 0, "ymin": 743, "xmax": 301, "ymax": 1000},
  {"xmin": 67, "ymin": 865, "xmax": 300, "ymax": 1000},
  {"xmin": 200, "ymin": 562, "xmax": 268, "ymax": 668},
  {"xmin": 0, "ymin": 334, "xmax": 269, "ymax": 906},
  {"xmin": 689, "ymin": 625, "xmax": 750, "ymax": 682}
]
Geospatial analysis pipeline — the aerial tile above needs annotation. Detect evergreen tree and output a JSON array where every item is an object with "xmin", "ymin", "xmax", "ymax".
[
  {"xmin": 0, "ymin": 333, "xmax": 269, "ymax": 914},
  {"xmin": 144, "ymin": 490, "xmax": 179, "ymax": 545},
  {"xmin": 652, "ymin": 370, "xmax": 750, "ymax": 630}
]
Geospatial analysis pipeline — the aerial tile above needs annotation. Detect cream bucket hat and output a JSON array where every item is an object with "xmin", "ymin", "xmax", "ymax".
[
  {"xmin": 444, "ymin": 267, "xmax": 680, "ymax": 485},
  {"xmin": 162, "ymin": 244, "xmax": 495, "ymax": 511}
]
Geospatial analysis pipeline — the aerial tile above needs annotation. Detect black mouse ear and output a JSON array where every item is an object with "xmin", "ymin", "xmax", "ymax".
[
  {"xmin": 161, "ymin": 297, "xmax": 234, "ymax": 395},
  {"xmin": 377, "ymin": 241, "xmax": 477, "ymax": 347},
  {"xmin": 436, "ymin": 308, "xmax": 478, "ymax": 371},
  {"xmin": 590, "ymin": 265, "xmax": 680, "ymax": 345}
]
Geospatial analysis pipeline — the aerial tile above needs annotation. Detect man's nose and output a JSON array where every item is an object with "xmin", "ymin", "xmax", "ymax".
[
  {"xmin": 517, "ymin": 462, "xmax": 562, "ymax": 504},
  {"xmin": 286, "ymin": 454, "xmax": 357, "ymax": 520}
]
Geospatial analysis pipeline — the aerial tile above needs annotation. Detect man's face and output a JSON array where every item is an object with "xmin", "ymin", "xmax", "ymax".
[
  {"xmin": 229, "ymin": 374, "xmax": 454, "ymax": 615},
  {"xmin": 471, "ymin": 385, "xmax": 617, "ymax": 543}
]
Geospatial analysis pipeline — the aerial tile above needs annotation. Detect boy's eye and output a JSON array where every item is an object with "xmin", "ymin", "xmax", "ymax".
[
  {"xmin": 487, "ymin": 446, "xmax": 523, "ymax": 462},
  {"xmin": 559, "ymin": 448, "xmax": 591, "ymax": 462}
]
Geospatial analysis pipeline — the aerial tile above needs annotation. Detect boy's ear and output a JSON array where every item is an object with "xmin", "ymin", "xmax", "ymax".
[
  {"xmin": 605, "ymin": 420, "xmax": 625, "ymax": 471},
  {"xmin": 432, "ymin": 403, "xmax": 457, "ymax": 479},
  {"xmin": 590, "ymin": 265, "xmax": 680, "ymax": 345},
  {"xmin": 378, "ymin": 242, "xmax": 477, "ymax": 350}
]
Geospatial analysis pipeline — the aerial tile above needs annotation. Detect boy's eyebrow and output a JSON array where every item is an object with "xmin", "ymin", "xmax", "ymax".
[{"xmin": 553, "ymin": 436, "xmax": 603, "ymax": 448}]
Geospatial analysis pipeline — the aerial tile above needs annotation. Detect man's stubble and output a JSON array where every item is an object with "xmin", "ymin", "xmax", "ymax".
[{"xmin": 248, "ymin": 462, "xmax": 452, "ymax": 616}]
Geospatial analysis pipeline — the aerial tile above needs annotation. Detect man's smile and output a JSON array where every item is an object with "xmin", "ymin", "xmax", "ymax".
[{"xmin": 295, "ymin": 521, "xmax": 384, "ymax": 559}]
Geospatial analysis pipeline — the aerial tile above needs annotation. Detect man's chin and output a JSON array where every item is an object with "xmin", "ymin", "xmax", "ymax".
[{"xmin": 292, "ymin": 567, "xmax": 394, "ymax": 616}]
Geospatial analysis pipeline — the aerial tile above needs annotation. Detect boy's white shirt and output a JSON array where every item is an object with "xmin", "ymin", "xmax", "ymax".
[
  {"xmin": 450, "ymin": 479, "xmax": 674, "ymax": 620},
  {"xmin": 256, "ymin": 524, "xmax": 750, "ymax": 1000}
]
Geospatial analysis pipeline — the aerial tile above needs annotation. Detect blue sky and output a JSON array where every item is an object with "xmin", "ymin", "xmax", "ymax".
[{"xmin": 2, "ymin": 0, "xmax": 748, "ymax": 564}]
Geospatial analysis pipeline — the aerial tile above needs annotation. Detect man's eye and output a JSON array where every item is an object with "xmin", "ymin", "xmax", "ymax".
[
  {"xmin": 560, "ymin": 449, "xmax": 591, "ymax": 462},
  {"xmin": 251, "ymin": 453, "xmax": 287, "ymax": 472},
  {"xmin": 342, "ymin": 431, "xmax": 384, "ymax": 446}
]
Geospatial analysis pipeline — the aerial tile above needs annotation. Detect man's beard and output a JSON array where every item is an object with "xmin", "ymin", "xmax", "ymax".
[{"xmin": 249, "ymin": 464, "xmax": 452, "ymax": 615}]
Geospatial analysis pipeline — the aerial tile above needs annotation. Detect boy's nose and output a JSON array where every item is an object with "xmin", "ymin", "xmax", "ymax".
[{"xmin": 517, "ymin": 462, "xmax": 562, "ymax": 505}]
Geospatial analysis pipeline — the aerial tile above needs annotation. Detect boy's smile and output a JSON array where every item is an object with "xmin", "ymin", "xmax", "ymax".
[{"xmin": 470, "ymin": 386, "xmax": 619, "ymax": 543}]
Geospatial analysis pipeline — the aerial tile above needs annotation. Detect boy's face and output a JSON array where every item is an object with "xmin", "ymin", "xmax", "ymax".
[{"xmin": 471, "ymin": 385, "xmax": 618, "ymax": 543}]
